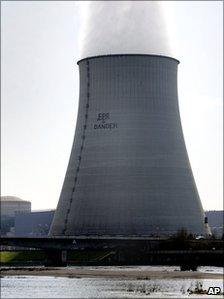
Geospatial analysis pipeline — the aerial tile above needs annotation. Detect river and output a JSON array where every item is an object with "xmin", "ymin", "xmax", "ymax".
[{"xmin": 1, "ymin": 266, "xmax": 223, "ymax": 298}]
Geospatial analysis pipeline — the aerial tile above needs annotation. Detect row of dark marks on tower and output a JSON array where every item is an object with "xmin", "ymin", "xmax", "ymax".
[{"xmin": 63, "ymin": 60, "xmax": 90, "ymax": 235}]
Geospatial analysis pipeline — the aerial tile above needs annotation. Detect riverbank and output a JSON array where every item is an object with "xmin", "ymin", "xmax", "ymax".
[{"xmin": 1, "ymin": 266, "xmax": 223, "ymax": 280}]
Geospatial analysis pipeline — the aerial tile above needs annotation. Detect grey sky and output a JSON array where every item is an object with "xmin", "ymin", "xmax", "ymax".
[{"xmin": 1, "ymin": 1, "xmax": 223, "ymax": 211}]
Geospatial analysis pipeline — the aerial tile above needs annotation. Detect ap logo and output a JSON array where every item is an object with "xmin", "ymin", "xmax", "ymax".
[{"xmin": 207, "ymin": 287, "xmax": 221, "ymax": 295}]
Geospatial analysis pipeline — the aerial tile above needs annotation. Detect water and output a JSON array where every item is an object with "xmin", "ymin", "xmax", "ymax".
[{"xmin": 1, "ymin": 266, "xmax": 223, "ymax": 298}]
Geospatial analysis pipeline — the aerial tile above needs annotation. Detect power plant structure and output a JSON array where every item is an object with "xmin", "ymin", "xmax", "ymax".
[
  {"xmin": 1, "ymin": 196, "xmax": 31, "ymax": 217},
  {"xmin": 50, "ymin": 54, "xmax": 206, "ymax": 237}
]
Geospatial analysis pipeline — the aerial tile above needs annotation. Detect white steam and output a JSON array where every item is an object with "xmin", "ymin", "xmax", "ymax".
[{"xmin": 79, "ymin": 1, "xmax": 173, "ymax": 59}]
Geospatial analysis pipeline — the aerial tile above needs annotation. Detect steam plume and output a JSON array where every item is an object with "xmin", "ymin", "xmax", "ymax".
[{"xmin": 79, "ymin": 1, "xmax": 173, "ymax": 59}]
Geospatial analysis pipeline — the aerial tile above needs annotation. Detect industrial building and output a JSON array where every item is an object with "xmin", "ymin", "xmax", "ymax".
[
  {"xmin": 14, "ymin": 210, "xmax": 55, "ymax": 236},
  {"xmin": 0, "ymin": 196, "xmax": 55, "ymax": 237},
  {"xmin": 0, "ymin": 196, "xmax": 31, "ymax": 236},
  {"xmin": 0, "ymin": 196, "xmax": 31, "ymax": 217},
  {"xmin": 50, "ymin": 54, "xmax": 206, "ymax": 237},
  {"xmin": 205, "ymin": 211, "xmax": 224, "ymax": 238}
]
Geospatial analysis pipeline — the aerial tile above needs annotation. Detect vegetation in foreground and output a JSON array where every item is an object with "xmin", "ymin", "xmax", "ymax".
[{"xmin": 0, "ymin": 249, "xmax": 113, "ymax": 265}]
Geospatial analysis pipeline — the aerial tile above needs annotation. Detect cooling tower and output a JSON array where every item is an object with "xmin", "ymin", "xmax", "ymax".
[{"xmin": 50, "ymin": 54, "xmax": 206, "ymax": 237}]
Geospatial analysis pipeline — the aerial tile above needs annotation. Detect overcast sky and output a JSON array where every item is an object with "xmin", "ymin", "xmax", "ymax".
[{"xmin": 1, "ymin": 1, "xmax": 223, "ymax": 211}]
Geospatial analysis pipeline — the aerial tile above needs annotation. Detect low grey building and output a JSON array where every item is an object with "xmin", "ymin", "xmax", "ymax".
[
  {"xmin": 1, "ymin": 196, "xmax": 31, "ymax": 236},
  {"xmin": 0, "ymin": 196, "xmax": 31, "ymax": 217},
  {"xmin": 205, "ymin": 210, "xmax": 224, "ymax": 238},
  {"xmin": 15, "ymin": 210, "xmax": 55, "ymax": 236}
]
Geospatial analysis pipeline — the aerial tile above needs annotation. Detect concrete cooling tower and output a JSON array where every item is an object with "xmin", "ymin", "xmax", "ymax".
[{"xmin": 49, "ymin": 54, "xmax": 206, "ymax": 237}]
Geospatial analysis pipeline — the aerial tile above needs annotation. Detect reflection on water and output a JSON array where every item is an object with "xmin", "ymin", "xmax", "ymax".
[{"xmin": 1, "ymin": 266, "xmax": 223, "ymax": 298}]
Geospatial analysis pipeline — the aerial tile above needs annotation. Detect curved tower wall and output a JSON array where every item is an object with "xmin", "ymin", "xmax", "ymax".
[{"xmin": 50, "ymin": 55, "xmax": 205, "ymax": 236}]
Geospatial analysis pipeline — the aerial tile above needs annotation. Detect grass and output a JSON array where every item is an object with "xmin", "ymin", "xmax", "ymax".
[
  {"xmin": 0, "ymin": 249, "xmax": 114, "ymax": 264},
  {"xmin": 0, "ymin": 251, "xmax": 45, "ymax": 263},
  {"xmin": 67, "ymin": 250, "xmax": 114, "ymax": 261}
]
